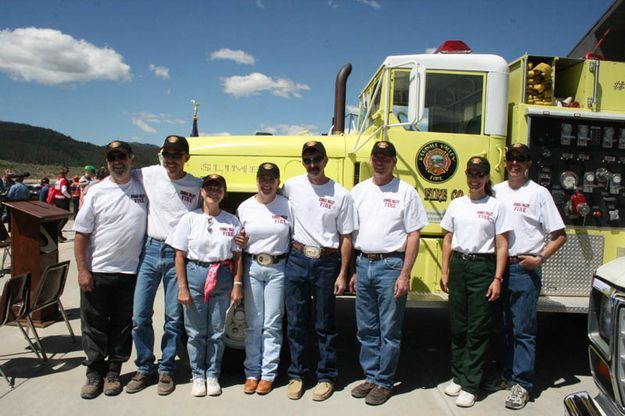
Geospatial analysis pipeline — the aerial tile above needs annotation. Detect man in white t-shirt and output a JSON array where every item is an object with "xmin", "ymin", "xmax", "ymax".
[
  {"xmin": 128, "ymin": 135, "xmax": 202, "ymax": 396},
  {"xmin": 282, "ymin": 141, "xmax": 354, "ymax": 402},
  {"xmin": 349, "ymin": 141, "xmax": 428, "ymax": 405},
  {"xmin": 493, "ymin": 143, "xmax": 566, "ymax": 410},
  {"xmin": 74, "ymin": 141, "xmax": 148, "ymax": 399}
]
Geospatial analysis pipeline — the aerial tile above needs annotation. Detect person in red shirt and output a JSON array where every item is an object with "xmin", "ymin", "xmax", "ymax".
[
  {"xmin": 55, "ymin": 167, "xmax": 71, "ymax": 241},
  {"xmin": 70, "ymin": 176, "xmax": 81, "ymax": 219}
]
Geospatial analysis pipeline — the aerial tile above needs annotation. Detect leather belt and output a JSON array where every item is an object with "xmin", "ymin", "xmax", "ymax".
[
  {"xmin": 359, "ymin": 251, "xmax": 404, "ymax": 261},
  {"xmin": 248, "ymin": 252, "xmax": 288, "ymax": 266},
  {"xmin": 453, "ymin": 251, "xmax": 495, "ymax": 262},
  {"xmin": 292, "ymin": 241, "xmax": 338, "ymax": 259},
  {"xmin": 508, "ymin": 256, "xmax": 522, "ymax": 264}
]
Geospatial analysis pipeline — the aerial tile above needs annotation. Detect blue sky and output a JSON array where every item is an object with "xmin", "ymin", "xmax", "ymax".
[{"xmin": 0, "ymin": 0, "xmax": 613, "ymax": 146}]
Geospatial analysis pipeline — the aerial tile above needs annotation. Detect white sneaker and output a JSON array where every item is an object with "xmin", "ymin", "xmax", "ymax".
[
  {"xmin": 444, "ymin": 380, "xmax": 462, "ymax": 397},
  {"xmin": 206, "ymin": 377, "xmax": 222, "ymax": 396},
  {"xmin": 455, "ymin": 390, "xmax": 476, "ymax": 407},
  {"xmin": 191, "ymin": 377, "xmax": 206, "ymax": 397}
]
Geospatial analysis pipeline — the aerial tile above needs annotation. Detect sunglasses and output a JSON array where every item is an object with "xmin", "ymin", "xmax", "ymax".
[
  {"xmin": 506, "ymin": 155, "xmax": 529, "ymax": 163},
  {"xmin": 302, "ymin": 155, "xmax": 324, "ymax": 165},
  {"xmin": 465, "ymin": 171, "xmax": 486, "ymax": 178},
  {"xmin": 162, "ymin": 151, "xmax": 185, "ymax": 160},
  {"xmin": 207, "ymin": 217, "xmax": 213, "ymax": 234},
  {"xmin": 106, "ymin": 152, "xmax": 128, "ymax": 162}
]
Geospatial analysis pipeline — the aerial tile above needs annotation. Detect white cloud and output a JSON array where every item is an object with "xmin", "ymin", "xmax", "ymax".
[
  {"xmin": 346, "ymin": 104, "xmax": 359, "ymax": 114},
  {"xmin": 222, "ymin": 72, "xmax": 309, "ymax": 98},
  {"xmin": 328, "ymin": 1, "xmax": 339, "ymax": 8},
  {"xmin": 148, "ymin": 64, "xmax": 170, "ymax": 79},
  {"xmin": 131, "ymin": 112, "xmax": 186, "ymax": 134},
  {"xmin": 425, "ymin": 47, "xmax": 437, "ymax": 54},
  {"xmin": 256, "ymin": 0, "xmax": 265, "ymax": 8},
  {"xmin": 0, "ymin": 27, "xmax": 130, "ymax": 85},
  {"xmin": 356, "ymin": 0, "xmax": 381, "ymax": 9},
  {"xmin": 259, "ymin": 124, "xmax": 319, "ymax": 136},
  {"xmin": 210, "ymin": 48, "xmax": 255, "ymax": 65},
  {"xmin": 204, "ymin": 131, "xmax": 232, "ymax": 136}
]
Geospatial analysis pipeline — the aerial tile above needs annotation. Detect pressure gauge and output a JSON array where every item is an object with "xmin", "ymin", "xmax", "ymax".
[
  {"xmin": 560, "ymin": 171, "xmax": 578, "ymax": 190},
  {"xmin": 584, "ymin": 172, "xmax": 595, "ymax": 183},
  {"xmin": 613, "ymin": 173, "xmax": 622, "ymax": 185}
]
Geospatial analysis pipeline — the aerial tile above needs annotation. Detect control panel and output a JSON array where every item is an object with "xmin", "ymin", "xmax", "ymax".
[{"xmin": 527, "ymin": 116, "xmax": 625, "ymax": 228}]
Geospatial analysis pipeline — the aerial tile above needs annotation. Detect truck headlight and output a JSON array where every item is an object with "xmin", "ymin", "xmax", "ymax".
[{"xmin": 589, "ymin": 277, "xmax": 616, "ymax": 355}]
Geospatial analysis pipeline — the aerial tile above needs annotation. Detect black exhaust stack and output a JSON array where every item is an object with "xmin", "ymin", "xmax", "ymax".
[{"xmin": 332, "ymin": 63, "xmax": 352, "ymax": 135}]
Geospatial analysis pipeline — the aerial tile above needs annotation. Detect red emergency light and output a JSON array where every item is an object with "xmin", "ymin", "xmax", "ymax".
[{"xmin": 435, "ymin": 40, "xmax": 472, "ymax": 54}]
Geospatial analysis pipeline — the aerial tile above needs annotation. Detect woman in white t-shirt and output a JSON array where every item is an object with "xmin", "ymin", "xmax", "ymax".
[
  {"xmin": 167, "ymin": 174, "xmax": 243, "ymax": 398},
  {"xmin": 237, "ymin": 163, "xmax": 291, "ymax": 395},
  {"xmin": 439, "ymin": 157, "xmax": 510, "ymax": 408}
]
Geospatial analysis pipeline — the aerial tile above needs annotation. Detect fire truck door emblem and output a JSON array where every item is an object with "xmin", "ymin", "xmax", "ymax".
[{"xmin": 416, "ymin": 141, "xmax": 458, "ymax": 183}]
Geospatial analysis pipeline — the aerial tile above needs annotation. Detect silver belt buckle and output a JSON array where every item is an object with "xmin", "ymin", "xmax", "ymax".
[
  {"xmin": 255, "ymin": 253, "xmax": 274, "ymax": 266},
  {"xmin": 303, "ymin": 245, "xmax": 321, "ymax": 259}
]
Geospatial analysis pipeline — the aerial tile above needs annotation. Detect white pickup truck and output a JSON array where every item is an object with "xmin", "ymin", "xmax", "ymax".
[{"xmin": 564, "ymin": 256, "xmax": 625, "ymax": 415}]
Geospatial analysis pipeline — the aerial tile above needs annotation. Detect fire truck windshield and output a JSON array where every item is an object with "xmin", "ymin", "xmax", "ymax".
[{"xmin": 393, "ymin": 71, "xmax": 484, "ymax": 134}]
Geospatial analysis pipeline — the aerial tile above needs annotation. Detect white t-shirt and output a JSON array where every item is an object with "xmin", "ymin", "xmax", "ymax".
[
  {"xmin": 351, "ymin": 177, "xmax": 429, "ymax": 253},
  {"xmin": 440, "ymin": 195, "xmax": 511, "ymax": 254},
  {"xmin": 73, "ymin": 175, "xmax": 148, "ymax": 273},
  {"xmin": 138, "ymin": 165, "xmax": 202, "ymax": 240},
  {"xmin": 493, "ymin": 179, "xmax": 565, "ymax": 256},
  {"xmin": 167, "ymin": 209, "xmax": 242, "ymax": 263},
  {"xmin": 237, "ymin": 194, "xmax": 291, "ymax": 255},
  {"xmin": 282, "ymin": 174, "xmax": 354, "ymax": 248}
]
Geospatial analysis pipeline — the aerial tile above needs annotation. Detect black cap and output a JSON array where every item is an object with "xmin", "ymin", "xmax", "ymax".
[
  {"xmin": 466, "ymin": 156, "xmax": 490, "ymax": 174},
  {"xmin": 371, "ymin": 141, "xmax": 397, "ymax": 157},
  {"xmin": 506, "ymin": 143, "xmax": 531, "ymax": 161},
  {"xmin": 106, "ymin": 140, "xmax": 133, "ymax": 156},
  {"xmin": 301, "ymin": 141, "xmax": 327, "ymax": 157},
  {"xmin": 257, "ymin": 162, "xmax": 280, "ymax": 178},
  {"xmin": 161, "ymin": 135, "xmax": 189, "ymax": 153},
  {"xmin": 202, "ymin": 174, "xmax": 227, "ymax": 191}
]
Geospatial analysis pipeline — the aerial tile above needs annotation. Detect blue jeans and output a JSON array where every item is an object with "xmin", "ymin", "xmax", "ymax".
[
  {"xmin": 285, "ymin": 247, "xmax": 340, "ymax": 382},
  {"xmin": 184, "ymin": 260, "xmax": 233, "ymax": 379},
  {"xmin": 132, "ymin": 238, "xmax": 183, "ymax": 375},
  {"xmin": 503, "ymin": 263, "xmax": 541, "ymax": 392},
  {"xmin": 355, "ymin": 254, "xmax": 406, "ymax": 390},
  {"xmin": 243, "ymin": 256, "xmax": 285, "ymax": 382}
]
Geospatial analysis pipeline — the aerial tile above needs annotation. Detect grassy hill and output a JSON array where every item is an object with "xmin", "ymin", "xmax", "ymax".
[{"xmin": 0, "ymin": 121, "xmax": 160, "ymax": 180}]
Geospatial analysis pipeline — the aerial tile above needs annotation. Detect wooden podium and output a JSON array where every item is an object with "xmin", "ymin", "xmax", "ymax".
[{"xmin": 2, "ymin": 200, "xmax": 70, "ymax": 326}]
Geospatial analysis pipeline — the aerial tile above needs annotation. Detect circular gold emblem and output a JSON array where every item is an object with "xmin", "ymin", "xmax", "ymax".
[{"xmin": 415, "ymin": 141, "xmax": 458, "ymax": 183}]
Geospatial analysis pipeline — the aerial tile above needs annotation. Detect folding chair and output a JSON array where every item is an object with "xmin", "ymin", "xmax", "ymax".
[
  {"xmin": 0, "ymin": 221, "xmax": 10, "ymax": 277},
  {"xmin": 26, "ymin": 261, "xmax": 74, "ymax": 361},
  {"xmin": 0, "ymin": 273, "xmax": 43, "ymax": 388}
]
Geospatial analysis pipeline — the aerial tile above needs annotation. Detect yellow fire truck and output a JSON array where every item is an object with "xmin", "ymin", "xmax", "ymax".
[{"xmin": 186, "ymin": 41, "xmax": 625, "ymax": 313}]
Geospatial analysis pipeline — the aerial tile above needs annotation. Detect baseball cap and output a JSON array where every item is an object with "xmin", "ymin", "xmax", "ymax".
[
  {"xmin": 84, "ymin": 165, "xmax": 96, "ymax": 174},
  {"xmin": 257, "ymin": 162, "xmax": 280, "ymax": 178},
  {"xmin": 466, "ymin": 156, "xmax": 490, "ymax": 174},
  {"xmin": 106, "ymin": 140, "xmax": 133, "ymax": 156},
  {"xmin": 371, "ymin": 141, "xmax": 397, "ymax": 158},
  {"xmin": 161, "ymin": 135, "xmax": 189, "ymax": 153},
  {"xmin": 301, "ymin": 141, "xmax": 327, "ymax": 157},
  {"xmin": 506, "ymin": 143, "xmax": 531, "ymax": 161},
  {"xmin": 202, "ymin": 174, "xmax": 227, "ymax": 191}
]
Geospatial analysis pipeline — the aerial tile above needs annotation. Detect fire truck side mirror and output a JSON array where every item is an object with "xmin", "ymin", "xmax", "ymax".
[{"xmin": 407, "ymin": 64, "xmax": 426, "ymax": 126}]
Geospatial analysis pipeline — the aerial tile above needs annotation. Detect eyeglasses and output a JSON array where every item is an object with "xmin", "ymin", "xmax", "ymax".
[
  {"xmin": 207, "ymin": 217, "xmax": 213, "ymax": 233},
  {"xmin": 302, "ymin": 155, "xmax": 324, "ymax": 165},
  {"xmin": 162, "ymin": 151, "xmax": 185, "ymax": 160},
  {"xmin": 106, "ymin": 152, "xmax": 128, "ymax": 162},
  {"xmin": 465, "ymin": 171, "xmax": 486, "ymax": 178},
  {"xmin": 506, "ymin": 155, "xmax": 529, "ymax": 163}
]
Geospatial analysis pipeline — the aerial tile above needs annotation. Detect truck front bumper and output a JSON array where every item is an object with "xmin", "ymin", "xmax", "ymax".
[{"xmin": 564, "ymin": 391, "xmax": 609, "ymax": 416}]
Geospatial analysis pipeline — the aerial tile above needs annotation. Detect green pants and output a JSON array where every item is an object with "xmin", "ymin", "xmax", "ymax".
[{"xmin": 448, "ymin": 254, "xmax": 495, "ymax": 394}]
